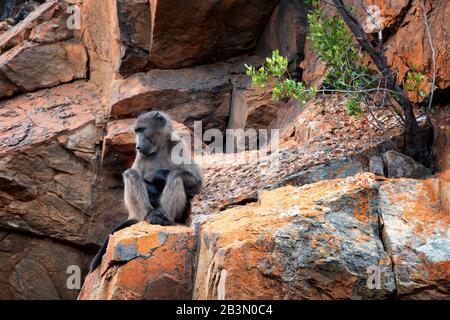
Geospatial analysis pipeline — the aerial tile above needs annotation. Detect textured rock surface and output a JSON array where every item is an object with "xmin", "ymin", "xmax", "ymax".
[
  {"xmin": 148, "ymin": 0, "xmax": 279, "ymax": 68},
  {"xmin": 256, "ymin": 0, "xmax": 307, "ymax": 66},
  {"xmin": 0, "ymin": 1, "xmax": 87, "ymax": 100},
  {"xmin": 194, "ymin": 172, "xmax": 449, "ymax": 300},
  {"xmin": 81, "ymin": 0, "xmax": 121, "ymax": 101},
  {"xmin": 78, "ymin": 172, "xmax": 449, "ymax": 300},
  {"xmin": 0, "ymin": 82, "xmax": 98, "ymax": 244},
  {"xmin": 379, "ymin": 171, "xmax": 450, "ymax": 299},
  {"xmin": 382, "ymin": 150, "xmax": 432, "ymax": 179},
  {"xmin": 116, "ymin": 0, "xmax": 151, "ymax": 76},
  {"xmin": 0, "ymin": 42, "xmax": 87, "ymax": 97},
  {"xmin": 0, "ymin": 1, "xmax": 67, "ymax": 53},
  {"xmin": 194, "ymin": 173, "xmax": 396, "ymax": 300},
  {"xmin": 109, "ymin": 65, "xmax": 232, "ymax": 132},
  {"xmin": 227, "ymin": 76, "xmax": 285, "ymax": 144},
  {"xmin": 0, "ymin": 232, "xmax": 86, "ymax": 300},
  {"xmin": 432, "ymin": 106, "xmax": 450, "ymax": 171},
  {"xmin": 385, "ymin": 0, "xmax": 450, "ymax": 92},
  {"xmin": 196, "ymin": 96, "xmax": 405, "ymax": 215},
  {"xmin": 78, "ymin": 223, "xmax": 196, "ymax": 300}
]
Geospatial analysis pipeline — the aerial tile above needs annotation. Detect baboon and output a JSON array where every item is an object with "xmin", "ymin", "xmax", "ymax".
[{"xmin": 89, "ymin": 111, "xmax": 202, "ymax": 272}]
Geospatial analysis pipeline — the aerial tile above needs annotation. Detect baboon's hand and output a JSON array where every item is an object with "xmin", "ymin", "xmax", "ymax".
[
  {"xmin": 146, "ymin": 208, "xmax": 172, "ymax": 226},
  {"xmin": 123, "ymin": 168, "xmax": 140, "ymax": 181}
]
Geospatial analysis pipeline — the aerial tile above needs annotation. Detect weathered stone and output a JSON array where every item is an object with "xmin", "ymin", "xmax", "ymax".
[
  {"xmin": 382, "ymin": 150, "xmax": 432, "ymax": 179},
  {"xmin": 0, "ymin": 71, "xmax": 19, "ymax": 98},
  {"xmin": 194, "ymin": 173, "xmax": 396, "ymax": 299},
  {"xmin": 0, "ymin": 141, "xmax": 93, "ymax": 243},
  {"xmin": 148, "ymin": 0, "xmax": 279, "ymax": 68},
  {"xmin": 432, "ymin": 105, "xmax": 450, "ymax": 171},
  {"xmin": 0, "ymin": 232, "xmax": 86, "ymax": 300},
  {"xmin": 81, "ymin": 0, "xmax": 121, "ymax": 100},
  {"xmin": 197, "ymin": 95, "xmax": 406, "ymax": 215},
  {"xmin": 101, "ymin": 118, "xmax": 136, "ymax": 172},
  {"xmin": 0, "ymin": 81, "xmax": 99, "ymax": 153},
  {"xmin": 256, "ymin": 0, "xmax": 307, "ymax": 66},
  {"xmin": 227, "ymin": 76, "xmax": 285, "ymax": 142},
  {"xmin": 0, "ymin": 1, "xmax": 61, "ymax": 53},
  {"xmin": 0, "ymin": 42, "xmax": 88, "ymax": 98},
  {"xmin": 0, "ymin": 82, "xmax": 103, "ymax": 244},
  {"xmin": 370, "ymin": 154, "xmax": 384, "ymax": 176},
  {"xmin": 379, "ymin": 172, "xmax": 450, "ymax": 299},
  {"xmin": 109, "ymin": 66, "xmax": 232, "ymax": 132},
  {"xmin": 117, "ymin": 0, "xmax": 151, "ymax": 76},
  {"xmin": 385, "ymin": 1, "xmax": 450, "ymax": 93},
  {"xmin": 85, "ymin": 172, "xmax": 128, "ymax": 247},
  {"xmin": 78, "ymin": 223, "xmax": 196, "ymax": 300},
  {"xmin": 300, "ymin": 39, "xmax": 326, "ymax": 88}
]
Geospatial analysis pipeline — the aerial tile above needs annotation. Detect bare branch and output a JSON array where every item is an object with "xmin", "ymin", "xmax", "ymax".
[{"xmin": 420, "ymin": 0, "xmax": 436, "ymax": 110}]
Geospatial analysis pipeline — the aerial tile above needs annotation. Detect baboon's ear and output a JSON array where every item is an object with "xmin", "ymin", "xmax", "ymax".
[{"xmin": 153, "ymin": 112, "xmax": 167, "ymax": 126}]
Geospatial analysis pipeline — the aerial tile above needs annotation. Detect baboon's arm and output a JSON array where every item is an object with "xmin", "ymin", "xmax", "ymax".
[
  {"xmin": 158, "ymin": 170, "xmax": 188, "ymax": 224},
  {"xmin": 123, "ymin": 169, "xmax": 153, "ymax": 220}
]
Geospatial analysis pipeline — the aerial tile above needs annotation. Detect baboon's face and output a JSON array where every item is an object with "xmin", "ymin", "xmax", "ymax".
[{"xmin": 134, "ymin": 111, "xmax": 172, "ymax": 156}]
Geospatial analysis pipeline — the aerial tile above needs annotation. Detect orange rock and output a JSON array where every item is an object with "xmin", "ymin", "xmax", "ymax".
[
  {"xmin": 385, "ymin": 0, "xmax": 450, "ymax": 92},
  {"xmin": 194, "ymin": 173, "xmax": 396, "ymax": 300},
  {"xmin": 148, "ymin": 0, "xmax": 279, "ymax": 68},
  {"xmin": 432, "ymin": 106, "xmax": 450, "ymax": 172},
  {"xmin": 0, "ymin": 41, "xmax": 88, "ymax": 98},
  {"xmin": 108, "ymin": 66, "xmax": 232, "ymax": 132},
  {"xmin": 78, "ymin": 222, "xmax": 196, "ymax": 300},
  {"xmin": 379, "ymin": 171, "xmax": 450, "ymax": 299},
  {"xmin": 0, "ymin": 1, "xmax": 62, "ymax": 53}
]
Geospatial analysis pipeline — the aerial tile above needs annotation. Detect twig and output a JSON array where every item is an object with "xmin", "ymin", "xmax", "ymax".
[{"xmin": 420, "ymin": 0, "xmax": 436, "ymax": 111}]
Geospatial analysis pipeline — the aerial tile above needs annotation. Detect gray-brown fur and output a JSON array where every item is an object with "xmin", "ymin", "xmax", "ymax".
[
  {"xmin": 124, "ymin": 111, "xmax": 202, "ymax": 224},
  {"xmin": 89, "ymin": 111, "xmax": 202, "ymax": 272}
]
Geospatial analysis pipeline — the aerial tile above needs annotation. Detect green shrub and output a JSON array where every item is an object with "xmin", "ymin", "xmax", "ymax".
[{"xmin": 245, "ymin": 10, "xmax": 377, "ymax": 116}]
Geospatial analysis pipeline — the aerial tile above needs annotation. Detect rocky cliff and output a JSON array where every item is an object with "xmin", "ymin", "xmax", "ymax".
[{"xmin": 0, "ymin": 0, "xmax": 448, "ymax": 300}]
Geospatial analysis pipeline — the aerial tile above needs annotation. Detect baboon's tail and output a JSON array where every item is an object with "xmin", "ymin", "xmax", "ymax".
[{"xmin": 89, "ymin": 219, "xmax": 139, "ymax": 273}]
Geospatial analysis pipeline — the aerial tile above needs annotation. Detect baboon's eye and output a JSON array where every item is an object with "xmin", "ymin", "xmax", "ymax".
[{"xmin": 135, "ymin": 127, "xmax": 144, "ymax": 134}]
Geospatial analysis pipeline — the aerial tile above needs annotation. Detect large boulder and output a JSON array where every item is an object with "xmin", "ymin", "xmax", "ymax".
[
  {"xmin": 0, "ymin": 80, "xmax": 130, "ymax": 248},
  {"xmin": 382, "ymin": 150, "xmax": 432, "ymax": 179},
  {"xmin": 379, "ymin": 171, "xmax": 450, "ymax": 299},
  {"xmin": 148, "ymin": 0, "xmax": 279, "ymax": 69},
  {"xmin": 256, "ymin": 0, "xmax": 307, "ymax": 67},
  {"xmin": 116, "ymin": 0, "xmax": 151, "ymax": 76},
  {"xmin": 0, "ymin": 42, "xmax": 87, "ymax": 98},
  {"xmin": 75, "ymin": 170, "xmax": 449, "ymax": 300},
  {"xmin": 0, "ymin": 232, "xmax": 86, "ymax": 300},
  {"xmin": 194, "ymin": 173, "xmax": 396, "ymax": 299},
  {"xmin": 109, "ymin": 65, "xmax": 232, "ymax": 132},
  {"xmin": 78, "ymin": 222, "xmax": 196, "ymax": 300},
  {"xmin": 0, "ymin": 1, "xmax": 87, "ymax": 100},
  {"xmin": 0, "ymin": 82, "xmax": 100, "ymax": 244}
]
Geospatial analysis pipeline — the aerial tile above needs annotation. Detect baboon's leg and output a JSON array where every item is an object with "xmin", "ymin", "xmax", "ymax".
[
  {"xmin": 148, "ymin": 171, "xmax": 187, "ymax": 225},
  {"xmin": 123, "ymin": 169, "xmax": 152, "ymax": 220}
]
